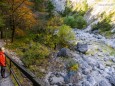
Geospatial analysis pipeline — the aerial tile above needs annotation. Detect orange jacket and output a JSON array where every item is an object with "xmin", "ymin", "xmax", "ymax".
[{"xmin": 0, "ymin": 52, "xmax": 6, "ymax": 66}]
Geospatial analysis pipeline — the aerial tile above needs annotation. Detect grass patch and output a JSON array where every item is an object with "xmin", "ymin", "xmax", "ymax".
[{"xmin": 101, "ymin": 44, "xmax": 115, "ymax": 56}]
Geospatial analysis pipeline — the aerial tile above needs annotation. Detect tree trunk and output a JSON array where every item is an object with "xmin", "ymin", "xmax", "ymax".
[
  {"xmin": 0, "ymin": 29, "xmax": 3, "ymax": 39},
  {"xmin": 11, "ymin": 17, "xmax": 15, "ymax": 43},
  {"xmin": 11, "ymin": 28, "xmax": 15, "ymax": 43}
]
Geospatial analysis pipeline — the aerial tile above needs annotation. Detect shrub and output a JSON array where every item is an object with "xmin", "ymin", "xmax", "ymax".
[
  {"xmin": 15, "ymin": 28, "xmax": 26, "ymax": 37},
  {"xmin": 66, "ymin": 59, "xmax": 79, "ymax": 72},
  {"xmin": 22, "ymin": 43, "xmax": 50, "ymax": 67},
  {"xmin": 92, "ymin": 12, "xmax": 113, "ymax": 34},
  {"xmin": 75, "ymin": 15, "xmax": 87, "ymax": 29},
  {"xmin": 64, "ymin": 16, "xmax": 76, "ymax": 28},
  {"xmin": 64, "ymin": 15, "xmax": 87, "ymax": 29},
  {"xmin": 47, "ymin": 0, "xmax": 55, "ymax": 17},
  {"xmin": 57, "ymin": 25, "xmax": 75, "ymax": 47},
  {"xmin": 34, "ymin": 16, "xmax": 64, "ymax": 49},
  {"xmin": 92, "ymin": 18, "xmax": 112, "ymax": 32},
  {"xmin": 47, "ymin": 16, "xmax": 64, "ymax": 29}
]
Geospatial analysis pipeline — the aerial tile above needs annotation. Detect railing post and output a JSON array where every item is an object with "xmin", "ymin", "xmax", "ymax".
[
  {"xmin": 10, "ymin": 60, "xmax": 12, "ymax": 75},
  {"xmin": 5, "ymin": 53, "xmax": 41, "ymax": 86}
]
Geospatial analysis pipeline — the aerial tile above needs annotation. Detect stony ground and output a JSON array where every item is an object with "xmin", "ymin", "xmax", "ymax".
[{"xmin": 45, "ymin": 29, "xmax": 115, "ymax": 86}]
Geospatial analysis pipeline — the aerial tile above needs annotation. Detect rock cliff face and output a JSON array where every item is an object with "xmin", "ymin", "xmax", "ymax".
[{"xmin": 52, "ymin": 0, "xmax": 115, "ymax": 34}]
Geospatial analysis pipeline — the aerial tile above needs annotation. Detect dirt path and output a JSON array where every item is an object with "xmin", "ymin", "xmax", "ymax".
[{"xmin": 0, "ymin": 40, "xmax": 14, "ymax": 86}]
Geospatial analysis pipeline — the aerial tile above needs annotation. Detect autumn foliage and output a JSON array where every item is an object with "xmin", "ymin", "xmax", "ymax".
[{"xmin": 1, "ymin": 0, "xmax": 37, "ymax": 42}]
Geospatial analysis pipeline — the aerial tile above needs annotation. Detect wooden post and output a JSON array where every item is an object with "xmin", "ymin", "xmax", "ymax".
[{"xmin": 10, "ymin": 60, "xmax": 12, "ymax": 75}]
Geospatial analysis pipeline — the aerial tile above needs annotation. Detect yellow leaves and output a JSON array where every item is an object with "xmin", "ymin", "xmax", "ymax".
[
  {"xmin": 70, "ymin": 64, "xmax": 79, "ymax": 71},
  {"xmin": 24, "ymin": 0, "xmax": 34, "ymax": 6},
  {"xmin": 66, "ymin": 58, "xmax": 79, "ymax": 72},
  {"xmin": 75, "ymin": 1, "xmax": 88, "ymax": 12},
  {"xmin": 47, "ymin": 16, "xmax": 64, "ymax": 30},
  {"xmin": 47, "ymin": 16, "xmax": 63, "ymax": 26},
  {"xmin": 13, "ymin": 0, "xmax": 33, "ymax": 7},
  {"xmin": 15, "ymin": 28, "xmax": 25, "ymax": 36},
  {"xmin": 9, "ymin": 0, "xmax": 37, "ymax": 29}
]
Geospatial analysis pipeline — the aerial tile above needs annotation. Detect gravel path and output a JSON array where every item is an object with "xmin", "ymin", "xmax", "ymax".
[
  {"xmin": 0, "ymin": 40, "xmax": 14, "ymax": 86},
  {"xmin": 0, "ymin": 72, "xmax": 14, "ymax": 86}
]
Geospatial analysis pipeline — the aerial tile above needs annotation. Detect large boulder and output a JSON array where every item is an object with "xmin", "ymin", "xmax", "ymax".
[
  {"xmin": 107, "ymin": 74, "xmax": 115, "ymax": 85},
  {"xmin": 112, "ymin": 58, "xmax": 115, "ymax": 63},
  {"xmin": 97, "ymin": 63, "xmax": 105, "ymax": 70},
  {"xmin": 75, "ymin": 42, "xmax": 88, "ymax": 54},
  {"xmin": 57, "ymin": 48, "xmax": 71, "ymax": 57}
]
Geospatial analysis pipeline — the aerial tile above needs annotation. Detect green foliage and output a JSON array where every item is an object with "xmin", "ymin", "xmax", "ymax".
[
  {"xmin": 61, "ymin": 7, "xmax": 72, "ymax": 17},
  {"xmin": 75, "ymin": 0, "xmax": 88, "ymax": 16},
  {"xmin": 64, "ymin": 15, "xmax": 87, "ymax": 29},
  {"xmin": 64, "ymin": 16, "xmax": 76, "ymax": 28},
  {"xmin": 0, "ymin": 0, "xmax": 9, "ymax": 9},
  {"xmin": 34, "ymin": 33, "xmax": 58, "ymax": 49},
  {"xmin": 47, "ymin": 16, "xmax": 64, "ymax": 28},
  {"xmin": 35, "ymin": 24, "xmax": 75, "ymax": 49},
  {"xmin": 60, "ymin": 0, "xmax": 88, "ymax": 16},
  {"xmin": 5, "ymin": 32, "xmax": 36, "ymax": 50},
  {"xmin": 34, "ymin": 16, "xmax": 64, "ymax": 49},
  {"xmin": 75, "ymin": 15, "xmax": 87, "ymax": 29},
  {"xmin": 0, "ymin": 16, "xmax": 4, "ymax": 27},
  {"xmin": 22, "ymin": 42, "xmax": 50, "ymax": 67},
  {"xmin": 47, "ymin": 0, "xmax": 55, "ymax": 17},
  {"xmin": 103, "ymin": 31, "xmax": 114, "ymax": 38},
  {"xmin": 57, "ymin": 25, "xmax": 75, "ymax": 47},
  {"xmin": 33, "ymin": 0, "xmax": 54, "ymax": 14},
  {"xmin": 33, "ymin": 0, "xmax": 44, "ymax": 11},
  {"xmin": 66, "ymin": 59, "xmax": 79, "ymax": 71},
  {"xmin": 92, "ymin": 15, "xmax": 112, "ymax": 33},
  {"xmin": 93, "ymin": 20, "xmax": 112, "ymax": 32}
]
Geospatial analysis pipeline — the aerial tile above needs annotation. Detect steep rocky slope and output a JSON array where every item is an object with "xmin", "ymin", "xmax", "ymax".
[
  {"xmin": 45, "ymin": 29, "xmax": 115, "ymax": 86},
  {"xmin": 44, "ymin": 1, "xmax": 115, "ymax": 85}
]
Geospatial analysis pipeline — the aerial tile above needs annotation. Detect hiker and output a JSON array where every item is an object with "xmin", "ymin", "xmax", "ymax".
[{"xmin": 0, "ymin": 47, "xmax": 6, "ymax": 78}]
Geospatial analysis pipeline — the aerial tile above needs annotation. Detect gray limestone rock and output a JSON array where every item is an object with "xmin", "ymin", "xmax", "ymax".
[
  {"xmin": 82, "ymin": 81, "xmax": 91, "ymax": 86},
  {"xmin": 75, "ymin": 42, "xmax": 88, "ymax": 54},
  {"xmin": 98, "ymin": 64, "xmax": 105, "ymax": 70},
  {"xmin": 107, "ymin": 74, "xmax": 115, "ymax": 85},
  {"xmin": 57, "ymin": 48, "xmax": 71, "ymax": 57},
  {"xmin": 82, "ymin": 66, "xmax": 92, "ymax": 75},
  {"xmin": 112, "ymin": 58, "xmax": 115, "ymax": 63},
  {"xmin": 98, "ymin": 80, "xmax": 111, "ymax": 86},
  {"xmin": 87, "ymin": 75, "xmax": 96, "ymax": 85}
]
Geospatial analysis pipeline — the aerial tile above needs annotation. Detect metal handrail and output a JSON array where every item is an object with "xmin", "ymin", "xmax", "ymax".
[{"xmin": 5, "ymin": 52, "xmax": 41, "ymax": 86}]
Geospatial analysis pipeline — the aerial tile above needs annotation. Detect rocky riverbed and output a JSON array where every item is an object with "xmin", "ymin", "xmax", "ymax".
[{"xmin": 45, "ymin": 29, "xmax": 115, "ymax": 86}]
